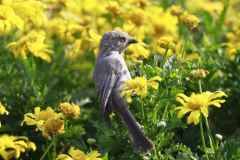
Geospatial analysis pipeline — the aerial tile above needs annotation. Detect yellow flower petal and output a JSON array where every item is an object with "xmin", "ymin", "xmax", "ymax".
[
  {"xmin": 209, "ymin": 91, "xmax": 227, "ymax": 100},
  {"xmin": 200, "ymin": 107, "xmax": 209, "ymax": 118},
  {"xmin": 177, "ymin": 107, "xmax": 192, "ymax": 118},
  {"xmin": 176, "ymin": 93, "xmax": 190, "ymax": 102},
  {"xmin": 187, "ymin": 110, "xmax": 200, "ymax": 125}
]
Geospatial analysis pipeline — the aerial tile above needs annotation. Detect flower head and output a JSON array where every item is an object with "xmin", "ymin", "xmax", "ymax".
[
  {"xmin": 0, "ymin": 134, "xmax": 36, "ymax": 160},
  {"xmin": 190, "ymin": 69, "xmax": 209, "ymax": 80},
  {"xmin": 44, "ymin": 118, "xmax": 65, "ymax": 137},
  {"xmin": 181, "ymin": 12, "xmax": 200, "ymax": 29},
  {"xmin": 170, "ymin": 5, "xmax": 184, "ymax": 16},
  {"xmin": 56, "ymin": 147, "xmax": 102, "ymax": 160},
  {"xmin": 8, "ymin": 30, "xmax": 53, "ymax": 62},
  {"xmin": 175, "ymin": 91, "xmax": 227, "ymax": 125},
  {"xmin": 59, "ymin": 102, "xmax": 80, "ymax": 119},
  {"xmin": 3, "ymin": 0, "xmax": 47, "ymax": 28},
  {"xmin": 0, "ymin": 102, "xmax": 9, "ymax": 128},
  {"xmin": 21, "ymin": 107, "xmax": 65, "ymax": 137},
  {"xmin": 0, "ymin": 5, "xmax": 24, "ymax": 34},
  {"xmin": 157, "ymin": 36, "xmax": 176, "ymax": 49},
  {"xmin": 120, "ymin": 76, "xmax": 162, "ymax": 103}
]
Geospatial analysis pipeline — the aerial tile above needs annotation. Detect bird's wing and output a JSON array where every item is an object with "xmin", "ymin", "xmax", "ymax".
[{"xmin": 94, "ymin": 57, "xmax": 122, "ymax": 112}]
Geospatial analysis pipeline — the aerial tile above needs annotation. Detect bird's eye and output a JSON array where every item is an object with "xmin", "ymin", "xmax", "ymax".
[{"xmin": 120, "ymin": 36, "xmax": 126, "ymax": 42}]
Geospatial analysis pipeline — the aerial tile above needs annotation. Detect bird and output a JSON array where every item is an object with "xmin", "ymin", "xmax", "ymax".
[{"xmin": 94, "ymin": 30, "xmax": 154, "ymax": 153}]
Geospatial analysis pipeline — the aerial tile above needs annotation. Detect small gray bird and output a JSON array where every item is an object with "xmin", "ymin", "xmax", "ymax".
[{"xmin": 94, "ymin": 30, "xmax": 154, "ymax": 153}]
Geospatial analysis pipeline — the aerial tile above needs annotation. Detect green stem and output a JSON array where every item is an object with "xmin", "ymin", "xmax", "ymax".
[
  {"xmin": 200, "ymin": 115, "xmax": 209, "ymax": 160},
  {"xmin": 204, "ymin": 116, "xmax": 215, "ymax": 149},
  {"xmin": 40, "ymin": 141, "xmax": 54, "ymax": 160},
  {"xmin": 198, "ymin": 80, "xmax": 202, "ymax": 93},
  {"xmin": 163, "ymin": 48, "xmax": 169, "ymax": 64},
  {"xmin": 52, "ymin": 135, "xmax": 57, "ymax": 160},
  {"xmin": 181, "ymin": 27, "xmax": 190, "ymax": 58},
  {"xmin": 161, "ymin": 104, "xmax": 169, "ymax": 120}
]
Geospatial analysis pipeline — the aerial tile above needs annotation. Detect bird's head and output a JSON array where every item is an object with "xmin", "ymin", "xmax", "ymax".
[{"xmin": 99, "ymin": 30, "xmax": 138, "ymax": 54}]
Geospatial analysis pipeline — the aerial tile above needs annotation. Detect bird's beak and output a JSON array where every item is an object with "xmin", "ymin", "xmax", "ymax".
[{"xmin": 127, "ymin": 38, "xmax": 138, "ymax": 45}]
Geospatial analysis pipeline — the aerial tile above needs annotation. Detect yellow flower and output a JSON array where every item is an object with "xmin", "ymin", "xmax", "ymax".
[
  {"xmin": 157, "ymin": 36, "xmax": 176, "ymax": 49},
  {"xmin": 120, "ymin": 76, "xmax": 162, "ymax": 103},
  {"xmin": 21, "ymin": 107, "xmax": 64, "ymax": 137},
  {"xmin": 125, "ymin": 8, "xmax": 148, "ymax": 27},
  {"xmin": 181, "ymin": 12, "xmax": 200, "ymax": 29},
  {"xmin": 105, "ymin": 1, "xmax": 123, "ymax": 18},
  {"xmin": 59, "ymin": 102, "xmax": 80, "ymax": 119},
  {"xmin": 222, "ymin": 25, "xmax": 240, "ymax": 60},
  {"xmin": 0, "ymin": 102, "xmax": 8, "ymax": 115},
  {"xmin": 175, "ymin": 91, "xmax": 227, "ymax": 125},
  {"xmin": 124, "ymin": 42, "xmax": 150, "ymax": 63},
  {"xmin": 3, "ymin": 0, "xmax": 47, "ymax": 28},
  {"xmin": 0, "ymin": 134, "xmax": 36, "ymax": 160},
  {"xmin": 47, "ymin": 17, "xmax": 84, "ymax": 43},
  {"xmin": 7, "ymin": 30, "xmax": 53, "ymax": 62},
  {"xmin": 170, "ymin": 5, "xmax": 184, "ymax": 16},
  {"xmin": 190, "ymin": 69, "xmax": 209, "ymax": 80},
  {"xmin": 147, "ymin": 76, "xmax": 163, "ymax": 89},
  {"xmin": 0, "ymin": 5, "xmax": 24, "ymax": 34},
  {"xmin": 56, "ymin": 147, "xmax": 102, "ymax": 160},
  {"xmin": 44, "ymin": 118, "xmax": 65, "ymax": 137},
  {"xmin": 0, "ymin": 102, "xmax": 9, "ymax": 128}
]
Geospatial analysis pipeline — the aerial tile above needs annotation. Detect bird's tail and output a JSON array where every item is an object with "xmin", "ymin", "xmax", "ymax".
[{"xmin": 118, "ymin": 108, "xmax": 154, "ymax": 153}]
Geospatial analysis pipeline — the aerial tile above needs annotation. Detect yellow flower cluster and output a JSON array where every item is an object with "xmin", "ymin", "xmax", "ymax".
[
  {"xmin": 56, "ymin": 147, "xmax": 102, "ymax": 160},
  {"xmin": 0, "ymin": 102, "xmax": 9, "ymax": 128},
  {"xmin": 175, "ymin": 91, "xmax": 227, "ymax": 125},
  {"xmin": 59, "ymin": 102, "xmax": 80, "ymax": 119},
  {"xmin": 181, "ymin": 12, "xmax": 200, "ymax": 29},
  {"xmin": 21, "ymin": 107, "xmax": 65, "ymax": 137},
  {"xmin": 0, "ymin": 134, "xmax": 36, "ymax": 160},
  {"xmin": 120, "ymin": 76, "xmax": 162, "ymax": 103},
  {"xmin": 0, "ymin": 5, "xmax": 23, "ymax": 34},
  {"xmin": 8, "ymin": 31, "xmax": 53, "ymax": 62}
]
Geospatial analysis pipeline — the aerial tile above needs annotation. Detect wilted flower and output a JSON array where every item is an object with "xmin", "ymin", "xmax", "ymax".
[
  {"xmin": 8, "ymin": 30, "xmax": 53, "ymax": 62},
  {"xmin": 56, "ymin": 147, "xmax": 102, "ymax": 160},
  {"xmin": 0, "ymin": 134, "xmax": 36, "ymax": 160},
  {"xmin": 190, "ymin": 69, "xmax": 209, "ymax": 80},
  {"xmin": 170, "ymin": 5, "xmax": 184, "ymax": 16},
  {"xmin": 21, "ymin": 107, "xmax": 65, "ymax": 137},
  {"xmin": 44, "ymin": 118, "xmax": 65, "ymax": 137},
  {"xmin": 157, "ymin": 36, "xmax": 176, "ymax": 49},
  {"xmin": 181, "ymin": 12, "xmax": 200, "ymax": 29},
  {"xmin": 0, "ymin": 5, "xmax": 24, "ymax": 34},
  {"xmin": 175, "ymin": 91, "xmax": 227, "ymax": 125},
  {"xmin": 120, "ymin": 76, "xmax": 162, "ymax": 103},
  {"xmin": 59, "ymin": 102, "xmax": 80, "ymax": 119}
]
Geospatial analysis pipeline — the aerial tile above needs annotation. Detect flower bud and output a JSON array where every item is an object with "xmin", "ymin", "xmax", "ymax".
[
  {"xmin": 87, "ymin": 138, "xmax": 96, "ymax": 145},
  {"xmin": 170, "ymin": 5, "xmax": 183, "ymax": 16},
  {"xmin": 157, "ymin": 37, "xmax": 176, "ymax": 49},
  {"xmin": 190, "ymin": 69, "xmax": 209, "ymax": 80},
  {"xmin": 215, "ymin": 134, "xmax": 223, "ymax": 141},
  {"xmin": 157, "ymin": 120, "xmax": 166, "ymax": 128},
  {"xmin": 181, "ymin": 12, "xmax": 200, "ymax": 29}
]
